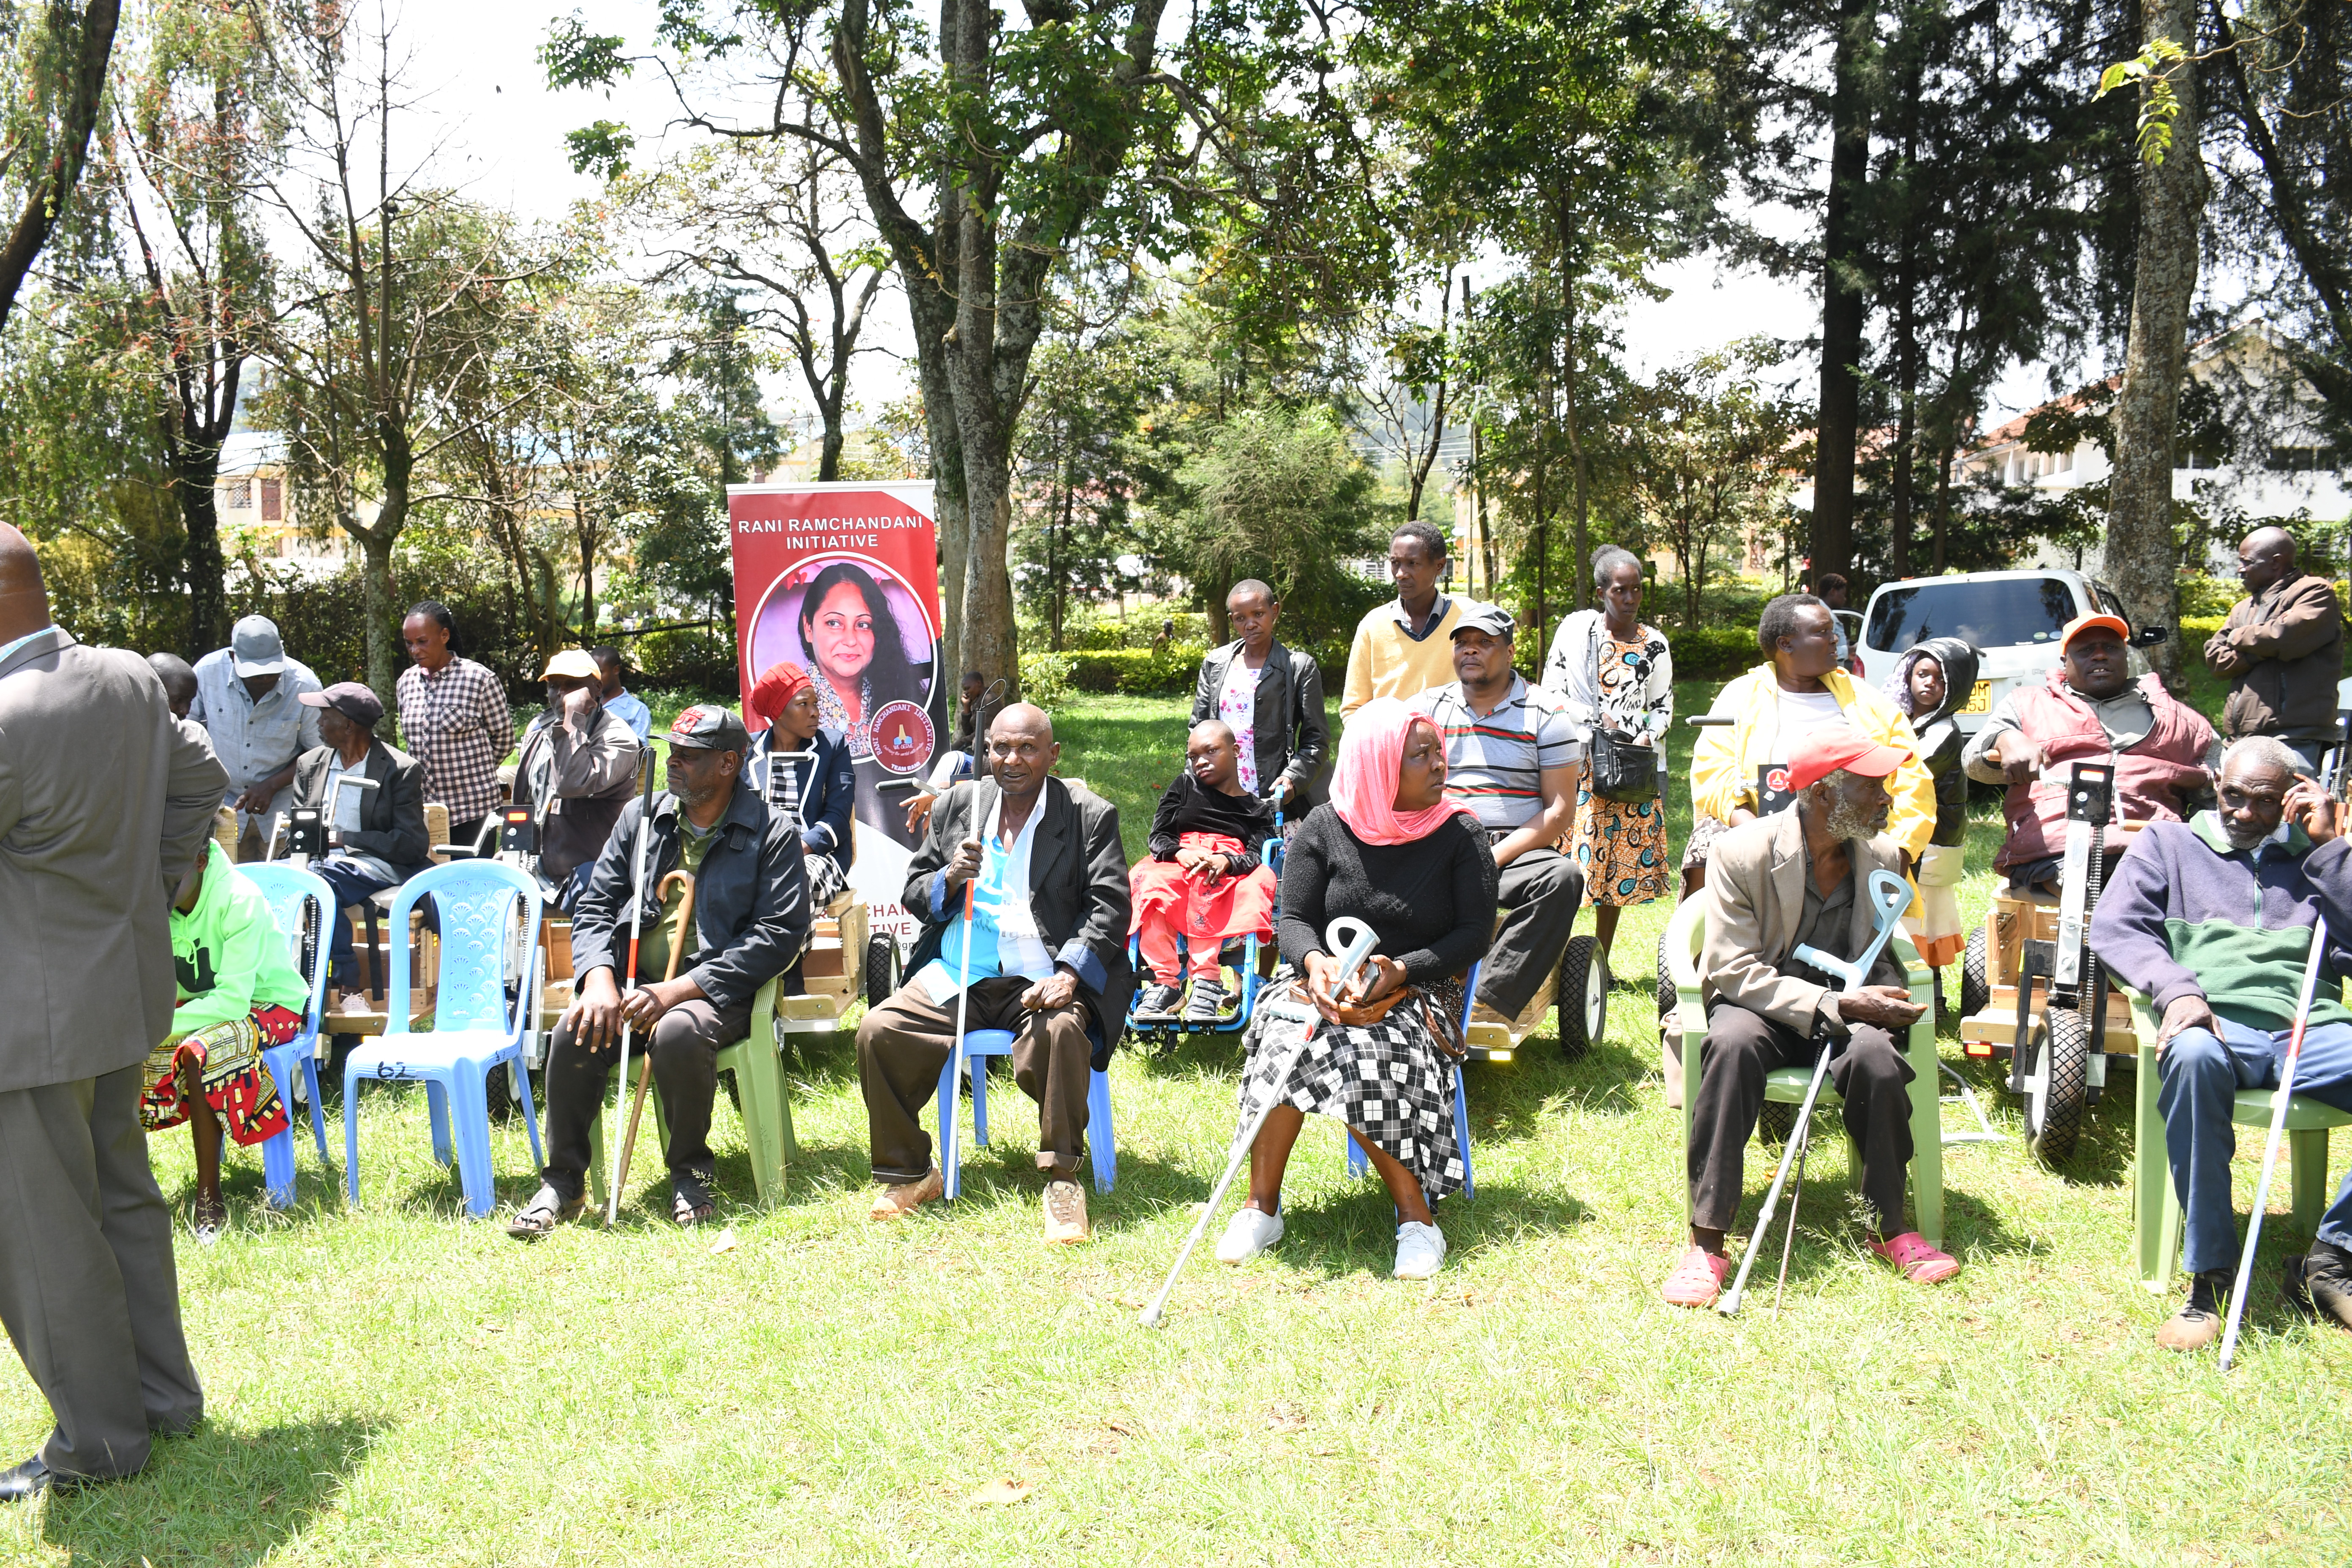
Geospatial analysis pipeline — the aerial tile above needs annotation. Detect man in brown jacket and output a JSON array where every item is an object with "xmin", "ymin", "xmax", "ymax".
[
  {"xmin": 2205, "ymin": 526, "xmax": 2345, "ymax": 774},
  {"xmin": 0, "ymin": 525, "xmax": 229, "ymax": 1498},
  {"xmin": 1661, "ymin": 724, "xmax": 1952, "ymax": 1309}
]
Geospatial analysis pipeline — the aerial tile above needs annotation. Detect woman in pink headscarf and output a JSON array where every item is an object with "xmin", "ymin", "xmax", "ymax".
[{"xmin": 1216, "ymin": 697, "xmax": 1498, "ymax": 1281}]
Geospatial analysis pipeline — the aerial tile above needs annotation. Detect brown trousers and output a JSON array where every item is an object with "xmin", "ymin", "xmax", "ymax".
[{"xmin": 857, "ymin": 975, "xmax": 1092, "ymax": 1184}]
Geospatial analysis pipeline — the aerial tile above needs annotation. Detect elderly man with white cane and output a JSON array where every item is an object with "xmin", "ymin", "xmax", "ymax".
[
  {"xmin": 1664, "ymin": 723, "xmax": 1957, "ymax": 1309},
  {"xmin": 855, "ymin": 703, "xmax": 1133, "ymax": 1244},
  {"xmin": 2090, "ymin": 735, "xmax": 2352, "ymax": 1352},
  {"xmin": 506, "ymin": 705, "xmax": 810, "ymax": 1235}
]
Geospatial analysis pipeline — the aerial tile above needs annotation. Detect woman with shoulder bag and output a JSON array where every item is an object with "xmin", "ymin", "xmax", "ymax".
[{"xmin": 1541, "ymin": 546, "xmax": 1673, "ymax": 966}]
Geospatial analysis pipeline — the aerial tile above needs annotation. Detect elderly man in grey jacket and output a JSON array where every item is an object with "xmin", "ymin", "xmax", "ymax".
[{"xmin": 0, "ymin": 525, "xmax": 229, "ymax": 1499}]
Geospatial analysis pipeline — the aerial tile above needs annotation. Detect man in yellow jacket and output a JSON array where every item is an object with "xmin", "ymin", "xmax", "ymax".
[{"xmin": 1688, "ymin": 593, "xmax": 1934, "ymax": 885}]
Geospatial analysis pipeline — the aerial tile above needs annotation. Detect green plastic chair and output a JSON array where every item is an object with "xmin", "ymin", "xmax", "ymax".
[
  {"xmin": 1665, "ymin": 893, "xmax": 1944, "ymax": 1247},
  {"xmin": 588, "ymin": 973, "xmax": 801, "ymax": 1211},
  {"xmin": 2125, "ymin": 984, "xmax": 2352, "ymax": 1294}
]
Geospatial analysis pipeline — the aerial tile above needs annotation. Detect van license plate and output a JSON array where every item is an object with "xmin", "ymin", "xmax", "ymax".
[{"xmin": 1960, "ymin": 681, "xmax": 1991, "ymax": 715}]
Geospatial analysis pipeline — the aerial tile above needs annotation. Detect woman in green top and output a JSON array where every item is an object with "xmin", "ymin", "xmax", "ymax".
[{"xmin": 140, "ymin": 840, "xmax": 311, "ymax": 1237}]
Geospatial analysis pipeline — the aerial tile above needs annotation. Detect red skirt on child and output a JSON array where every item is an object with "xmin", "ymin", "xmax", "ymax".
[{"xmin": 1128, "ymin": 832, "xmax": 1279, "ymax": 951}]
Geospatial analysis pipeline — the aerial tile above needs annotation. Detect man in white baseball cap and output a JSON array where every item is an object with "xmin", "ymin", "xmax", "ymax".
[{"xmin": 188, "ymin": 615, "xmax": 323, "ymax": 858}]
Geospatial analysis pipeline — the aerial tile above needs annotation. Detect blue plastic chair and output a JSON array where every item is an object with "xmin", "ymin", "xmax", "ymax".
[
  {"xmin": 237, "ymin": 865, "xmax": 338, "ymax": 1208},
  {"xmin": 1345, "ymin": 957, "xmax": 1483, "ymax": 1200},
  {"xmin": 938, "ymin": 1027, "xmax": 1116, "ymax": 1198},
  {"xmin": 341, "ymin": 860, "xmax": 545, "ymax": 1218}
]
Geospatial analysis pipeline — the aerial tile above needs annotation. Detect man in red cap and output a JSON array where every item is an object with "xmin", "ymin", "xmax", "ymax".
[
  {"xmin": 1962, "ymin": 612, "xmax": 2217, "ymax": 894},
  {"xmin": 1662, "ymin": 721, "xmax": 1955, "ymax": 1308}
]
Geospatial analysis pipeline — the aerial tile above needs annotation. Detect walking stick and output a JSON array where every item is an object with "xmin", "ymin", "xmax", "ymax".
[
  {"xmin": 1720, "ymin": 868, "xmax": 1913, "ymax": 1318},
  {"xmin": 1140, "ymin": 916, "xmax": 1383, "ymax": 1328},
  {"xmin": 2219, "ymin": 913, "xmax": 2330, "ymax": 1371},
  {"xmin": 605, "ymin": 753, "xmax": 660, "ymax": 1226},
  {"xmin": 611, "ymin": 869, "xmax": 696, "ymax": 1212},
  {"xmin": 939, "ymin": 680, "xmax": 1007, "ymax": 1195}
]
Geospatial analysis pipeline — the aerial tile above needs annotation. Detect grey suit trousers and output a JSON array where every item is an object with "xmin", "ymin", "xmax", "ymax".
[{"xmin": 0, "ymin": 1066, "xmax": 202, "ymax": 1479}]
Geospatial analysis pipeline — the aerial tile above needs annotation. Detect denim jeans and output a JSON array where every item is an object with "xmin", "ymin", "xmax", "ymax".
[
  {"xmin": 310, "ymin": 856, "xmax": 400, "ymax": 988},
  {"xmin": 2158, "ymin": 1015, "xmax": 2352, "ymax": 1274}
]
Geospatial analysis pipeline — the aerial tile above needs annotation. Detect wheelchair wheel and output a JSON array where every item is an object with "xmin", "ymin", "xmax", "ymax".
[
  {"xmin": 1557, "ymin": 935, "xmax": 1608, "ymax": 1062},
  {"xmin": 2024, "ymin": 1004, "xmax": 2091, "ymax": 1165},
  {"xmin": 1960, "ymin": 925, "xmax": 1990, "ymax": 1019},
  {"xmin": 1655, "ymin": 926, "xmax": 1676, "ymax": 1024},
  {"xmin": 483, "ymin": 1059, "xmax": 518, "ymax": 1121},
  {"xmin": 1756, "ymin": 1099, "xmax": 1800, "ymax": 1151},
  {"xmin": 865, "ymin": 934, "xmax": 901, "ymax": 1008}
]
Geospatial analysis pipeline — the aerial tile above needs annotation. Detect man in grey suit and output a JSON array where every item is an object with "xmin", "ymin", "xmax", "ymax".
[{"xmin": 0, "ymin": 525, "xmax": 229, "ymax": 1499}]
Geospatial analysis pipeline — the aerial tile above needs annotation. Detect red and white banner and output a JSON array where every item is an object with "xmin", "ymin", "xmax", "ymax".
[{"xmin": 728, "ymin": 482, "xmax": 946, "ymax": 943}]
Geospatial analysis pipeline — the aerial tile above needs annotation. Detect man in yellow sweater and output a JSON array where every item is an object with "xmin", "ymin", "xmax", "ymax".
[{"xmin": 1341, "ymin": 521, "xmax": 1465, "ymax": 719}]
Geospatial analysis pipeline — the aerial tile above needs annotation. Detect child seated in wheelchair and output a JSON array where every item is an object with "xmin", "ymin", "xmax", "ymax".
[{"xmin": 1131, "ymin": 721, "xmax": 1278, "ymax": 1025}]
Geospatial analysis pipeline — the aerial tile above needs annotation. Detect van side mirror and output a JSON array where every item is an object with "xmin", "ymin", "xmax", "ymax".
[{"xmin": 2134, "ymin": 625, "xmax": 2168, "ymax": 647}]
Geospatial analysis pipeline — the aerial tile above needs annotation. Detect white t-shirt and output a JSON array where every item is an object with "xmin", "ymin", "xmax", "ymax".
[
  {"xmin": 1774, "ymin": 689, "xmax": 1846, "ymax": 760},
  {"xmin": 1217, "ymin": 656, "xmax": 1260, "ymax": 794}
]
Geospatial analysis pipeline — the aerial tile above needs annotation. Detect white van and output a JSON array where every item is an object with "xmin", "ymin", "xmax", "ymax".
[{"xmin": 1856, "ymin": 569, "xmax": 2167, "ymax": 738}]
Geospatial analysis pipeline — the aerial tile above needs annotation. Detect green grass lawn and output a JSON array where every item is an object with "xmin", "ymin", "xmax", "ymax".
[{"xmin": 8, "ymin": 689, "xmax": 2348, "ymax": 1566}]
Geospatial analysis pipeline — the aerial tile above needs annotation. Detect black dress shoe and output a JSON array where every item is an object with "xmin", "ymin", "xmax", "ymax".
[{"xmin": 0, "ymin": 1459, "xmax": 54, "ymax": 1502}]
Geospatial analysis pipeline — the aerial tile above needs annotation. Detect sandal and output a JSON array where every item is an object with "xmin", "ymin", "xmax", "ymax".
[
  {"xmin": 504, "ymin": 1184, "xmax": 585, "ymax": 1240},
  {"xmin": 671, "ymin": 1174, "xmax": 716, "ymax": 1228},
  {"xmin": 1660, "ymin": 1244, "xmax": 1731, "ymax": 1308},
  {"xmin": 1870, "ymin": 1231, "xmax": 1959, "ymax": 1284}
]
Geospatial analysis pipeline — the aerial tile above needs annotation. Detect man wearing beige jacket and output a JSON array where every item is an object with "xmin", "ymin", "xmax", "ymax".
[
  {"xmin": 0, "ymin": 525, "xmax": 229, "ymax": 1498},
  {"xmin": 1661, "ymin": 724, "xmax": 1953, "ymax": 1309}
]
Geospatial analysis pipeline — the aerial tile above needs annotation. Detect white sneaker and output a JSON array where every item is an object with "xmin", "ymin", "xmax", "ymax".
[
  {"xmin": 1215, "ymin": 1206, "xmax": 1285, "ymax": 1263},
  {"xmin": 1393, "ymin": 1220, "xmax": 1447, "ymax": 1279}
]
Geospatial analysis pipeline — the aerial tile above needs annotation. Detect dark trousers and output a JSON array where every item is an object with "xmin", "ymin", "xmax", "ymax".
[
  {"xmin": 0, "ymin": 1067, "xmax": 203, "ymax": 1480},
  {"xmin": 538, "ymin": 996, "xmax": 753, "ymax": 1202},
  {"xmin": 857, "ymin": 975, "xmax": 1092, "ymax": 1184},
  {"xmin": 1688, "ymin": 1001, "xmax": 1916, "ymax": 1235},
  {"xmin": 1479, "ymin": 845, "xmax": 1587, "ymax": 1018},
  {"xmin": 312, "ymin": 855, "xmax": 399, "ymax": 987}
]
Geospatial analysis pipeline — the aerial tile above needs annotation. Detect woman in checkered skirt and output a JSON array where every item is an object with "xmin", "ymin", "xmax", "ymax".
[{"xmin": 1216, "ymin": 697, "xmax": 1498, "ymax": 1280}]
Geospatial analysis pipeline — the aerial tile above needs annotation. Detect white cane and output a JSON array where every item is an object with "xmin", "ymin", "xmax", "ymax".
[
  {"xmin": 942, "ymin": 789, "xmax": 1003, "ymax": 1195},
  {"xmin": 1720, "ymin": 869, "xmax": 1912, "ymax": 1318},
  {"xmin": 1139, "ymin": 916, "xmax": 1382, "ymax": 1328},
  {"xmin": 2219, "ymin": 914, "xmax": 2330, "ymax": 1371}
]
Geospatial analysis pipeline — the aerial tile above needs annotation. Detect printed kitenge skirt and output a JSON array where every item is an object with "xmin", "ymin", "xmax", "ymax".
[
  {"xmin": 1904, "ymin": 842, "xmax": 1967, "ymax": 968},
  {"xmin": 1237, "ymin": 976, "xmax": 1466, "ymax": 1201},
  {"xmin": 140, "ymin": 1004, "xmax": 300, "ymax": 1146},
  {"xmin": 1573, "ymin": 786, "xmax": 1671, "ymax": 907}
]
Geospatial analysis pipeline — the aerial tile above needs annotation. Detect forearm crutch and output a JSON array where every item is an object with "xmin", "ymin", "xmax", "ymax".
[
  {"xmin": 941, "ymin": 789, "xmax": 1005, "ymax": 1195},
  {"xmin": 610, "ymin": 870, "xmax": 696, "ymax": 1210},
  {"xmin": 2219, "ymin": 913, "xmax": 2330, "ymax": 1371},
  {"xmin": 1720, "ymin": 868, "xmax": 1912, "ymax": 1318},
  {"xmin": 606, "ymin": 759, "xmax": 661, "ymax": 1226},
  {"xmin": 1139, "ymin": 916, "xmax": 1382, "ymax": 1328}
]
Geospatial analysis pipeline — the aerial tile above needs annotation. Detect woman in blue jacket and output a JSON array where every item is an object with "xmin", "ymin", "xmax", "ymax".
[{"xmin": 749, "ymin": 660, "xmax": 857, "ymax": 907}]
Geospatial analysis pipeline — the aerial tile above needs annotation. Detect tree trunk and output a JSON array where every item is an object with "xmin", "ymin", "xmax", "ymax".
[
  {"xmin": 1557, "ymin": 207, "xmax": 1592, "ymax": 614},
  {"xmin": 1930, "ymin": 437, "xmax": 1954, "ymax": 574},
  {"xmin": 1810, "ymin": 0, "xmax": 1876, "ymax": 587},
  {"xmin": 0, "ymin": 0, "xmax": 122, "ymax": 341},
  {"xmin": 358, "ymin": 529, "xmax": 398, "ymax": 710},
  {"xmin": 1887, "ymin": 86, "xmax": 1922, "ymax": 582},
  {"xmin": 818, "ymin": 425, "xmax": 844, "ymax": 482},
  {"xmin": 177, "ymin": 449, "xmax": 228, "ymax": 657},
  {"xmin": 2104, "ymin": 0, "xmax": 2205, "ymax": 689}
]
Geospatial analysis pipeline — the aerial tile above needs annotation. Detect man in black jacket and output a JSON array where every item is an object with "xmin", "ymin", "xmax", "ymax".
[
  {"xmin": 1192, "ymin": 580, "xmax": 1329, "ymax": 813},
  {"xmin": 858, "ymin": 703, "xmax": 1132, "ymax": 1243},
  {"xmin": 506, "ymin": 705, "xmax": 809, "ymax": 1233},
  {"xmin": 289, "ymin": 682, "xmax": 430, "ymax": 1007}
]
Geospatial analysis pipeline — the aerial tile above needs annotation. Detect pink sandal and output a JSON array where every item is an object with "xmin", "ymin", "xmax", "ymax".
[
  {"xmin": 1871, "ymin": 1231, "xmax": 1958, "ymax": 1284},
  {"xmin": 1661, "ymin": 1244, "xmax": 1732, "ymax": 1307}
]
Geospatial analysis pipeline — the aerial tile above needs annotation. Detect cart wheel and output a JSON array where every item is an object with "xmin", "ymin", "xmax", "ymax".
[
  {"xmin": 483, "ymin": 1059, "xmax": 518, "ymax": 1121},
  {"xmin": 1557, "ymin": 935, "xmax": 1609, "ymax": 1063},
  {"xmin": 865, "ymin": 934, "xmax": 901, "ymax": 1008},
  {"xmin": 2024, "ymin": 1004, "xmax": 2091, "ymax": 1165},
  {"xmin": 1655, "ymin": 926, "xmax": 1676, "ymax": 1024},
  {"xmin": 1960, "ymin": 925, "xmax": 1990, "ymax": 1019},
  {"xmin": 1756, "ymin": 1099, "xmax": 1800, "ymax": 1151}
]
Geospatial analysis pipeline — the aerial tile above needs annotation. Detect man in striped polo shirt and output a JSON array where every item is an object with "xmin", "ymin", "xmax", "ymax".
[{"xmin": 1415, "ymin": 603, "xmax": 1586, "ymax": 1026}]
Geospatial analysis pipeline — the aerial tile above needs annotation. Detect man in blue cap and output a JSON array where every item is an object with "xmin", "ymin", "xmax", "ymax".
[{"xmin": 506, "ymin": 705, "xmax": 810, "ymax": 1233}]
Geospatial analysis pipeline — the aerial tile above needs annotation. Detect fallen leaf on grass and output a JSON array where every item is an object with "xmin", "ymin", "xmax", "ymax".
[
  {"xmin": 1265, "ymin": 1405, "xmax": 1308, "ymax": 1433},
  {"xmin": 709, "ymin": 1228, "xmax": 739, "ymax": 1255},
  {"xmin": 969, "ymin": 1479, "xmax": 1033, "ymax": 1506}
]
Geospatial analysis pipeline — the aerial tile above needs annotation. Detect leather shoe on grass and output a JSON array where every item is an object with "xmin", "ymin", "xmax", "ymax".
[
  {"xmin": 0, "ymin": 1457, "xmax": 109, "ymax": 1502},
  {"xmin": 869, "ymin": 1167, "xmax": 945, "ymax": 1221},
  {"xmin": 1043, "ymin": 1178, "xmax": 1091, "ymax": 1244},
  {"xmin": 2156, "ymin": 1271, "xmax": 2230, "ymax": 1351}
]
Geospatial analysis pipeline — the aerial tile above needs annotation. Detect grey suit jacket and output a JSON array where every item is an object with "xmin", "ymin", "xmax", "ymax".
[
  {"xmin": 1700, "ymin": 804, "xmax": 1911, "ymax": 1037},
  {"xmin": 0, "ymin": 627, "xmax": 229, "ymax": 1092}
]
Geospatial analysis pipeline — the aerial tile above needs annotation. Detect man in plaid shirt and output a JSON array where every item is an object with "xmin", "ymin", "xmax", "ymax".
[{"xmin": 395, "ymin": 601, "xmax": 514, "ymax": 849}]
